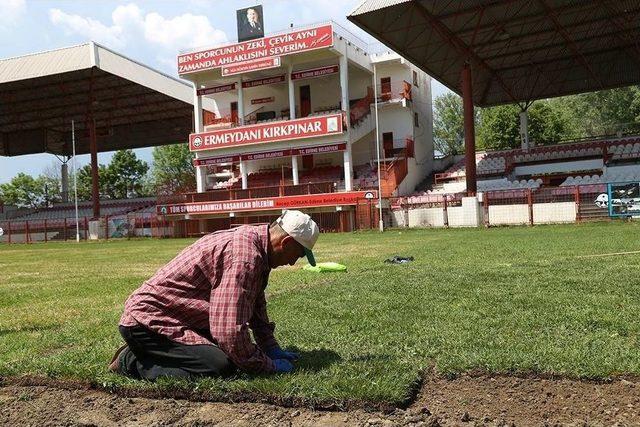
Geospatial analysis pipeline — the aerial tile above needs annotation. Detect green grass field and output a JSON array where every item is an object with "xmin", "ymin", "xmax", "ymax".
[{"xmin": 1, "ymin": 222, "xmax": 640, "ymax": 406}]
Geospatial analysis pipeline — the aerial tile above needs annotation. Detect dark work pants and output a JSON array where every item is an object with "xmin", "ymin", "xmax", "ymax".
[{"xmin": 118, "ymin": 325, "xmax": 235, "ymax": 380}]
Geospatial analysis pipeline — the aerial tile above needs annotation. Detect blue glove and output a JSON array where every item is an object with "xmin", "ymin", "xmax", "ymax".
[
  {"xmin": 273, "ymin": 358, "xmax": 294, "ymax": 373},
  {"xmin": 266, "ymin": 347, "xmax": 300, "ymax": 361}
]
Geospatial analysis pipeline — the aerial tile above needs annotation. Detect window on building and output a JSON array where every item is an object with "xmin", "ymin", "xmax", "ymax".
[
  {"xmin": 413, "ymin": 70, "xmax": 418, "ymax": 87},
  {"xmin": 414, "ymin": 112, "xmax": 419, "ymax": 127}
]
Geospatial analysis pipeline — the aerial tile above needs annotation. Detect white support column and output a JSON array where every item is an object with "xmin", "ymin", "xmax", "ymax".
[
  {"xmin": 237, "ymin": 78, "xmax": 245, "ymax": 125},
  {"xmin": 292, "ymin": 155, "xmax": 299, "ymax": 185},
  {"xmin": 520, "ymin": 109, "xmax": 530, "ymax": 151},
  {"xmin": 339, "ymin": 48, "xmax": 353, "ymax": 191},
  {"xmin": 288, "ymin": 62, "xmax": 296, "ymax": 120},
  {"xmin": 343, "ymin": 150, "xmax": 352, "ymax": 191},
  {"xmin": 196, "ymin": 166, "xmax": 207, "ymax": 192},
  {"xmin": 193, "ymin": 81, "xmax": 207, "ymax": 193},
  {"xmin": 239, "ymin": 160, "xmax": 248, "ymax": 190}
]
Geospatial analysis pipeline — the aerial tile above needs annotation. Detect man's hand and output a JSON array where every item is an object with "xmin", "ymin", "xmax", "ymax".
[
  {"xmin": 273, "ymin": 358, "xmax": 294, "ymax": 373},
  {"xmin": 266, "ymin": 347, "xmax": 300, "ymax": 361}
]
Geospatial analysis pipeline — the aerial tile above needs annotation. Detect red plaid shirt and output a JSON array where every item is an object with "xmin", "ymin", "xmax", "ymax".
[{"xmin": 119, "ymin": 225, "xmax": 278, "ymax": 373}]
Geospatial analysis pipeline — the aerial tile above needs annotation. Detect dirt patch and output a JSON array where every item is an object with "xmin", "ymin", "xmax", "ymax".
[
  {"xmin": 416, "ymin": 373, "xmax": 640, "ymax": 426},
  {"xmin": 1, "ymin": 373, "xmax": 640, "ymax": 426}
]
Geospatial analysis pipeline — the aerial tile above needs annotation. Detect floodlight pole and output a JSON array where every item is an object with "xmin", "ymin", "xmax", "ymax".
[
  {"xmin": 373, "ymin": 63, "xmax": 384, "ymax": 232},
  {"xmin": 72, "ymin": 120, "xmax": 80, "ymax": 243}
]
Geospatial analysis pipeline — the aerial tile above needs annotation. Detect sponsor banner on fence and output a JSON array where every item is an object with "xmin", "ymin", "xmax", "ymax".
[
  {"xmin": 196, "ymin": 83, "xmax": 236, "ymax": 96},
  {"xmin": 189, "ymin": 112, "xmax": 343, "ymax": 152},
  {"xmin": 242, "ymin": 74, "xmax": 285, "ymax": 88},
  {"xmin": 291, "ymin": 64, "xmax": 339, "ymax": 80},
  {"xmin": 251, "ymin": 96, "xmax": 275, "ymax": 105},
  {"xmin": 157, "ymin": 191, "xmax": 376, "ymax": 215},
  {"xmin": 178, "ymin": 24, "xmax": 334, "ymax": 75},
  {"xmin": 193, "ymin": 143, "xmax": 346, "ymax": 165},
  {"xmin": 221, "ymin": 57, "xmax": 281, "ymax": 76}
]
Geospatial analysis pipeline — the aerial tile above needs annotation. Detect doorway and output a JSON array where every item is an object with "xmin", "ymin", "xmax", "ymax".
[
  {"xmin": 382, "ymin": 132, "xmax": 394, "ymax": 158},
  {"xmin": 230, "ymin": 102, "xmax": 238, "ymax": 124},
  {"xmin": 300, "ymin": 85, "xmax": 311, "ymax": 117}
]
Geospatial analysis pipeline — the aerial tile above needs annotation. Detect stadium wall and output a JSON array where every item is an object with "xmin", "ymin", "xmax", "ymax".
[{"xmin": 390, "ymin": 186, "xmax": 604, "ymax": 228}]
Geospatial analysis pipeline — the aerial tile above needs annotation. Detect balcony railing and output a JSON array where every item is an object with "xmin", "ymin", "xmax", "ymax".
[
  {"xmin": 382, "ymin": 137, "xmax": 414, "ymax": 159},
  {"xmin": 159, "ymin": 181, "xmax": 336, "ymax": 205},
  {"xmin": 202, "ymin": 108, "xmax": 348, "ymax": 131}
]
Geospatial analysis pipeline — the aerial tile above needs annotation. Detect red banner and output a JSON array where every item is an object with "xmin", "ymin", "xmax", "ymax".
[
  {"xmin": 178, "ymin": 24, "xmax": 334, "ymax": 75},
  {"xmin": 295, "ymin": 143, "xmax": 346, "ymax": 156},
  {"xmin": 242, "ymin": 75, "xmax": 285, "ymax": 88},
  {"xmin": 193, "ymin": 155, "xmax": 240, "ymax": 166},
  {"xmin": 291, "ymin": 65, "xmax": 339, "ymax": 80},
  {"xmin": 251, "ymin": 96, "xmax": 275, "ymax": 105},
  {"xmin": 189, "ymin": 113, "xmax": 343, "ymax": 152},
  {"xmin": 197, "ymin": 83, "xmax": 236, "ymax": 96},
  {"xmin": 192, "ymin": 143, "xmax": 347, "ymax": 166},
  {"xmin": 157, "ymin": 191, "xmax": 377, "ymax": 215},
  {"xmin": 221, "ymin": 57, "xmax": 281, "ymax": 76},
  {"xmin": 243, "ymin": 150, "xmax": 291, "ymax": 161}
]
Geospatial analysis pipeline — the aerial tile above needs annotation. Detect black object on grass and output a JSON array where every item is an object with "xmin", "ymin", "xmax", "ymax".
[{"xmin": 384, "ymin": 255, "xmax": 414, "ymax": 264}]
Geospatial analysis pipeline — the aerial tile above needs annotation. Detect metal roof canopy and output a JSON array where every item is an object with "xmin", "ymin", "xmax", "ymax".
[
  {"xmin": 348, "ymin": 0, "xmax": 640, "ymax": 108},
  {"xmin": 0, "ymin": 42, "xmax": 197, "ymax": 157}
]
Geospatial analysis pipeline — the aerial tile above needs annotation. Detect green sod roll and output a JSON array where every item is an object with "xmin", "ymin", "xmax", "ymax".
[{"xmin": 303, "ymin": 262, "xmax": 347, "ymax": 273}]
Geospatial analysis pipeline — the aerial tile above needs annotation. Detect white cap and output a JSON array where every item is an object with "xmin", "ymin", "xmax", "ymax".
[{"xmin": 276, "ymin": 210, "xmax": 319, "ymax": 265}]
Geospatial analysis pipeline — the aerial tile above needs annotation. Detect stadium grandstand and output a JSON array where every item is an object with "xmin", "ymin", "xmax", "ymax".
[
  {"xmin": 4, "ymin": 1, "xmax": 640, "ymax": 241},
  {"xmin": 348, "ymin": 0, "xmax": 640, "ymax": 227},
  {"xmin": 0, "ymin": 42, "xmax": 221, "ymax": 241}
]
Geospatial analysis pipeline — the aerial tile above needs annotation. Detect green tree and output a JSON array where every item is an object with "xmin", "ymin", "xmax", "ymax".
[
  {"xmin": 562, "ymin": 86, "xmax": 640, "ymax": 137},
  {"xmin": 477, "ymin": 100, "xmax": 575, "ymax": 150},
  {"xmin": 149, "ymin": 144, "xmax": 196, "ymax": 195},
  {"xmin": 106, "ymin": 149, "xmax": 149, "ymax": 199},
  {"xmin": 74, "ymin": 150, "xmax": 149, "ymax": 200},
  {"xmin": 527, "ymin": 101, "xmax": 575, "ymax": 145},
  {"xmin": 477, "ymin": 104, "xmax": 520, "ymax": 151},
  {"xmin": 0, "ymin": 173, "xmax": 61, "ymax": 208},
  {"xmin": 433, "ymin": 93, "xmax": 465, "ymax": 156},
  {"xmin": 75, "ymin": 164, "xmax": 109, "ymax": 201}
]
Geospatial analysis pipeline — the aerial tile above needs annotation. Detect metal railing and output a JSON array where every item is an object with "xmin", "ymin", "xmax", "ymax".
[
  {"xmin": 0, "ymin": 213, "xmax": 174, "ymax": 244},
  {"xmin": 160, "ymin": 181, "xmax": 337, "ymax": 205}
]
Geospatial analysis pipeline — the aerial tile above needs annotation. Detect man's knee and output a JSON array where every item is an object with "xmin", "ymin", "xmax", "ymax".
[{"xmin": 186, "ymin": 344, "xmax": 235, "ymax": 376}]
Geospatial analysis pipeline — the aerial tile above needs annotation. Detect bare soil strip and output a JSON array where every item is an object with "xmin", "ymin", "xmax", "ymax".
[{"xmin": 1, "ymin": 373, "xmax": 639, "ymax": 426}]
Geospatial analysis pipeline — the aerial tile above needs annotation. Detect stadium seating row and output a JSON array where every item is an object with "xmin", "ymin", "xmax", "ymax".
[
  {"xmin": 608, "ymin": 142, "xmax": 640, "ymax": 161},
  {"xmin": 513, "ymin": 146, "xmax": 602, "ymax": 163},
  {"xmin": 12, "ymin": 200, "xmax": 156, "ymax": 221},
  {"xmin": 560, "ymin": 166, "xmax": 640, "ymax": 186}
]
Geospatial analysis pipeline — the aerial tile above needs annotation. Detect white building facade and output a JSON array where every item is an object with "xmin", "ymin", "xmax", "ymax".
[{"xmin": 162, "ymin": 22, "xmax": 434, "ymax": 231}]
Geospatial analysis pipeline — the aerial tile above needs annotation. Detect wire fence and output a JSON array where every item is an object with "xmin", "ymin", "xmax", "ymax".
[
  {"xmin": 0, "ymin": 214, "xmax": 174, "ymax": 244},
  {"xmin": 0, "ymin": 208, "xmax": 370, "ymax": 244},
  {"xmin": 0, "ymin": 183, "xmax": 618, "ymax": 243}
]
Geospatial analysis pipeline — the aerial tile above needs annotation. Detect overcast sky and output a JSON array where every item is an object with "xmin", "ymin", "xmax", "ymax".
[{"xmin": 0, "ymin": 0, "xmax": 450, "ymax": 184}]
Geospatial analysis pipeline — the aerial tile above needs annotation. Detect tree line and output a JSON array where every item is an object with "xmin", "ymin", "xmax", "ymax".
[
  {"xmin": 0, "ymin": 144, "xmax": 196, "ymax": 209},
  {"xmin": 433, "ymin": 86, "xmax": 640, "ymax": 156}
]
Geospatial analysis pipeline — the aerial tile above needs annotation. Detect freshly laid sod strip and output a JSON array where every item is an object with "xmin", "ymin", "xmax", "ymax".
[{"xmin": 1, "ymin": 222, "xmax": 640, "ymax": 406}]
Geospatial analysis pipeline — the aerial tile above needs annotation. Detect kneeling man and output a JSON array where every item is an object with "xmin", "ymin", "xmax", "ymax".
[{"xmin": 109, "ymin": 210, "xmax": 319, "ymax": 379}]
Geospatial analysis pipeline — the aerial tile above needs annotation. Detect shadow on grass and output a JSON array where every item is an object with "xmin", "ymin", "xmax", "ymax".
[
  {"xmin": 289, "ymin": 348, "xmax": 342, "ymax": 372},
  {"xmin": 0, "ymin": 324, "xmax": 60, "ymax": 337}
]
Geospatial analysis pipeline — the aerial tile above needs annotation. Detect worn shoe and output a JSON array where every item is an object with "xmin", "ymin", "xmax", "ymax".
[{"xmin": 108, "ymin": 344, "xmax": 128, "ymax": 373}]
